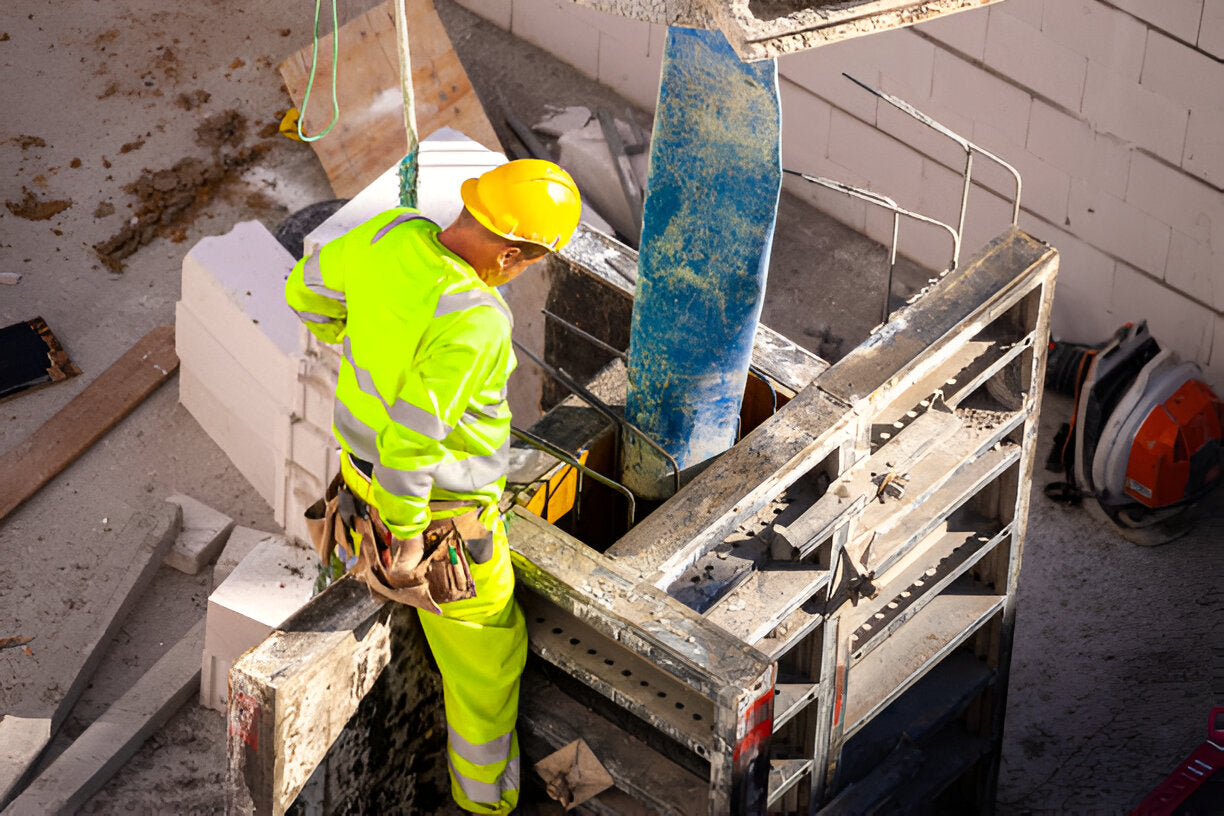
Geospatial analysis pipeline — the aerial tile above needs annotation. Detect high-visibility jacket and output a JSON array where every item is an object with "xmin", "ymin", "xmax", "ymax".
[{"xmin": 284, "ymin": 209, "xmax": 516, "ymax": 539}]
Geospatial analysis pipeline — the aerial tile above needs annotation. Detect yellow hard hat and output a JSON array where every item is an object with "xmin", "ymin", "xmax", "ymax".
[{"xmin": 460, "ymin": 159, "xmax": 582, "ymax": 251}]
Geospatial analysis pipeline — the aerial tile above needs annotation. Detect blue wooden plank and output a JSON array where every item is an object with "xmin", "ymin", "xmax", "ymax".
[{"xmin": 623, "ymin": 27, "xmax": 782, "ymax": 498}]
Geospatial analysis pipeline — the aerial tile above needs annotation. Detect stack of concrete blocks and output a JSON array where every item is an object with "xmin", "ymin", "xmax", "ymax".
[
  {"xmin": 200, "ymin": 534, "xmax": 317, "ymax": 712},
  {"xmin": 176, "ymin": 218, "xmax": 319, "ymax": 544},
  {"xmin": 454, "ymin": 0, "xmax": 1224, "ymax": 388}
]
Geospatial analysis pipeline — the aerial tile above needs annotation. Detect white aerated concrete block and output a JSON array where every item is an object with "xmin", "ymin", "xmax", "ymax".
[
  {"xmin": 175, "ymin": 301, "xmax": 285, "ymax": 455},
  {"xmin": 1201, "ymin": 4, "xmax": 1224, "ymax": 59},
  {"xmin": 213, "ymin": 526, "xmax": 287, "ymax": 590},
  {"xmin": 1041, "ymin": 0, "xmax": 1146, "ymax": 83},
  {"xmin": 179, "ymin": 220, "xmax": 303, "ymax": 409},
  {"xmin": 164, "ymin": 493, "xmax": 236, "ymax": 575},
  {"xmin": 984, "ymin": 11, "xmax": 1087, "ymax": 113},
  {"xmin": 913, "ymin": 5, "xmax": 989, "ymax": 60},
  {"xmin": 1081, "ymin": 62, "xmax": 1190, "ymax": 166},
  {"xmin": 201, "ymin": 536, "xmax": 316, "ymax": 712},
  {"xmin": 180, "ymin": 368, "xmax": 279, "ymax": 507},
  {"xmin": 511, "ymin": 0, "xmax": 601, "ymax": 81},
  {"xmin": 1108, "ymin": 0, "xmax": 1204, "ymax": 43}
]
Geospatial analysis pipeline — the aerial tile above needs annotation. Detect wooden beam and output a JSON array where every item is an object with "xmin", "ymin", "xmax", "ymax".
[
  {"xmin": 0, "ymin": 325, "xmax": 178, "ymax": 522},
  {"xmin": 278, "ymin": 0, "xmax": 500, "ymax": 199}
]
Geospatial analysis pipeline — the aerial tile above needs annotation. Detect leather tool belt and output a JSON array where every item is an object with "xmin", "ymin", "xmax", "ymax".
[{"xmin": 304, "ymin": 472, "xmax": 491, "ymax": 614}]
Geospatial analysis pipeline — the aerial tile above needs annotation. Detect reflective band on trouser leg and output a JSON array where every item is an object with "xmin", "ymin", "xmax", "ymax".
[{"xmin": 417, "ymin": 521, "xmax": 526, "ymax": 815}]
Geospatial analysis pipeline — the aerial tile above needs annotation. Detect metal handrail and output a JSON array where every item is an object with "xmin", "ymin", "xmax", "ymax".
[
  {"xmin": 510, "ymin": 426, "xmax": 636, "ymax": 527},
  {"xmin": 843, "ymin": 73, "xmax": 1024, "ymax": 234},
  {"xmin": 513, "ymin": 340, "xmax": 682, "ymax": 497},
  {"xmin": 781, "ymin": 169, "xmax": 960, "ymax": 324}
]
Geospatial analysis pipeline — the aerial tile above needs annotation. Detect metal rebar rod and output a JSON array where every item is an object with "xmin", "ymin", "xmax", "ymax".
[
  {"xmin": 513, "ymin": 340, "xmax": 681, "ymax": 496},
  {"xmin": 541, "ymin": 309, "xmax": 627, "ymax": 360},
  {"xmin": 510, "ymin": 426, "xmax": 635, "ymax": 527}
]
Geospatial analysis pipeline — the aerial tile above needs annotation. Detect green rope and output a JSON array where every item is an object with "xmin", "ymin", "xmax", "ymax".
[{"xmin": 296, "ymin": 0, "xmax": 341, "ymax": 142}]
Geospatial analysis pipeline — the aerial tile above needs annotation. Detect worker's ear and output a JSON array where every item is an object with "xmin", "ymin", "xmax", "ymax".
[{"xmin": 496, "ymin": 245, "xmax": 524, "ymax": 272}]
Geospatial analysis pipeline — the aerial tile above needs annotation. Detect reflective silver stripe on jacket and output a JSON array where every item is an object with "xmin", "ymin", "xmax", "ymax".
[
  {"xmin": 370, "ymin": 212, "xmax": 435, "ymax": 244},
  {"xmin": 430, "ymin": 440, "xmax": 510, "ymax": 492},
  {"xmin": 343, "ymin": 338, "xmax": 452, "ymax": 441},
  {"xmin": 375, "ymin": 461, "xmax": 434, "ymax": 498},
  {"xmin": 448, "ymin": 756, "xmax": 520, "ymax": 804},
  {"xmin": 293, "ymin": 310, "xmax": 334, "ymax": 324},
  {"xmin": 302, "ymin": 253, "xmax": 346, "ymax": 302},
  {"xmin": 462, "ymin": 400, "xmax": 510, "ymax": 425},
  {"xmin": 449, "ymin": 727, "xmax": 512, "ymax": 767},
  {"xmin": 435, "ymin": 289, "xmax": 513, "ymax": 327},
  {"xmin": 333, "ymin": 399, "xmax": 380, "ymax": 464}
]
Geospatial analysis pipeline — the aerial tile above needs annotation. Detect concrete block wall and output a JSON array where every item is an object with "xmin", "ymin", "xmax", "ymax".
[{"xmin": 457, "ymin": 0, "xmax": 1224, "ymax": 388}]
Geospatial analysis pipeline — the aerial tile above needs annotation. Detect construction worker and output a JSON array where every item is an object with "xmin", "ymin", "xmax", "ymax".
[{"xmin": 284, "ymin": 159, "xmax": 582, "ymax": 816}]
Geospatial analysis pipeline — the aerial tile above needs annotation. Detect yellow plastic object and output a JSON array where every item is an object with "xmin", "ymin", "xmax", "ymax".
[
  {"xmin": 279, "ymin": 108, "xmax": 304, "ymax": 141},
  {"xmin": 523, "ymin": 449, "xmax": 588, "ymax": 523},
  {"xmin": 460, "ymin": 159, "xmax": 582, "ymax": 251}
]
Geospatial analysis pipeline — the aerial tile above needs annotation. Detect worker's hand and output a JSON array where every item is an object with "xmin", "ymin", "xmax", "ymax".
[{"xmin": 384, "ymin": 534, "xmax": 426, "ymax": 588}]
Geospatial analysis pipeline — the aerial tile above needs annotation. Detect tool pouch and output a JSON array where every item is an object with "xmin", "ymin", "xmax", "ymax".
[
  {"xmin": 356, "ymin": 510, "xmax": 480, "ymax": 614},
  {"xmin": 303, "ymin": 473, "xmax": 346, "ymax": 566},
  {"xmin": 305, "ymin": 476, "xmax": 485, "ymax": 613}
]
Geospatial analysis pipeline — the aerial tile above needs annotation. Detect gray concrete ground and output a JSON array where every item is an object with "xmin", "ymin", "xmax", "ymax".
[{"xmin": 1, "ymin": 1, "xmax": 1219, "ymax": 813}]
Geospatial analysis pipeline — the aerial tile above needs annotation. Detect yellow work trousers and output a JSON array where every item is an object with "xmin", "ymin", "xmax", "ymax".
[{"xmin": 418, "ymin": 516, "xmax": 527, "ymax": 816}]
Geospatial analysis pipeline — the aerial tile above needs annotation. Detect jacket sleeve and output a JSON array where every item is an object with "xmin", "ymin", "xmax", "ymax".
[
  {"xmin": 368, "ymin": 306, "xmax": 512, "ymax": 540},
  {"xmin": 285, "ymin": 245, "xmax": 347, "ymax": 344}
]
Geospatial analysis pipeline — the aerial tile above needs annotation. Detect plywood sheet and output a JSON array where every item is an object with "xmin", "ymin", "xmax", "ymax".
[{"xmin": 279, "ymin": 0, "xmax": 500, "ymax": 198}]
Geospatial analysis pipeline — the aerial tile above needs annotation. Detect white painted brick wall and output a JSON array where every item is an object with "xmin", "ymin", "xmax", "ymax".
[
  {"xmin": 984, "ymin": 10, "xmax": 1086, "ymax": 112},
  {"xmin": 1125, "ymin": 152, "xmax": 1222, "ymax": 246},
  {"xmin": 1111, "ymin": 262, "xmax": 1215, "ymax": 362},
  {"xmin": 1140, "ymin": 30, "xmax": 1224, "ymax": 114},
  {"xmin": 990, "ymin": 0, "xmax": 1043, "ymax": 28},
  {"xmin": 1183, "ymin": 104, "xmax": 1224, "ymax": 188},
  {"xmin": 1201, "ymin": 3, "xmax": 1224, "ymax": 58},
  {"xmin": 1166, "ymin": 230, "xmax": 1223, "ymax": 311},
  {"xmin": 597, "ymin": 21, "xmax": 664, "ymax": 111},
  {"xmin": 913, "ymin": 6, "xmax": 989, "ymax": 60},
  {"xmin": 778, "ymin": 36, "xmax": 883, "ymax": 125},
  {"xmin": 1081, "ymin": 61, "xmax": 1189, "ymax": 164},
  {"xmin": 1207, "ymin": 314, "xmax": 1224, "ymax": 387},
  {"xmin": 1040, "ymin": 0, "xmax": 1148, "ymax": 82},
  {"xmin": 511, "ymin": 0, "xmax": 601, "ymax": 80},
  {"xmin": 827, "ymin": 110, "xmax": 925, "ymax": 210},
  {"xmin": 931, "ymin": 50, "xmax": 1032, "ymax": 140},
  {"xmin": 1107, "ymin": 0, "xmax": 1205, "ymax": 43},
  {"xmin": 780, "ymin": 79, "xmax": 833, "ymax": 172},
  {"xmin": 453, "ymin": 0, "xmax": 513, "ymax": 29},
  {"xmin": 1069, "ymin": 182, "xmax": 1172, "ymax": 275}
]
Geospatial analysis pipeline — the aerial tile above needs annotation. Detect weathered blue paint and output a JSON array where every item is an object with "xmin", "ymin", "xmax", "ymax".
[{"xmin": 622, "ymin": 27, "xmax": 782, "ymax": 499}]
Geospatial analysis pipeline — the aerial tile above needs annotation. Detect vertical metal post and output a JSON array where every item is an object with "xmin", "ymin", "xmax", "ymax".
[{"xmin": 623, "ymin": 27, "xmax": 782, "ymax": 499}]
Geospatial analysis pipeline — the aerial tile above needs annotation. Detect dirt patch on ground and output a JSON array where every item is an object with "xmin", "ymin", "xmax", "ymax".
[
  {"xmin": 5, "ymin": 187, "xmax": 72, "ymax": 220},
  {"xmin": 92, "ymin": 110, "xmax": 272, "ymax": 272},
  {"xmin": 174, "ymin": 89, "xmax": 211, "ymax": 111},
  {"xmin": 13, "ymin": 135, "xmax": 46, "ymax": 150}
]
